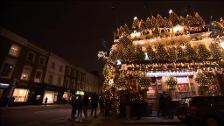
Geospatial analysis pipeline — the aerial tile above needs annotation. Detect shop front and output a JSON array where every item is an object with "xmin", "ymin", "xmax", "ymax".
[
  {"xmin": 42, "ymin": 90, "xmax": 58, "ymax": 104},
  {"xmin": 12, "ymin": 88, "xmax": 30, "ymax": 103}
]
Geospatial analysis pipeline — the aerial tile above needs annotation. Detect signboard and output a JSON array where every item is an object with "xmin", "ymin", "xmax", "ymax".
[
  {"xmin": 0, "ymin": 83, "xmax": 10, "ymax": 88},
  {"xmin": 76, "ymin": 91, "xmax": 85, "ymax": 95}
]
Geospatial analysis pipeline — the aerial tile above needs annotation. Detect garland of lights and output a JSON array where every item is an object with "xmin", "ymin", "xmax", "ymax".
[{"xmin": 98, "ymin": 10, "xmax": 224, "ymax": 98}]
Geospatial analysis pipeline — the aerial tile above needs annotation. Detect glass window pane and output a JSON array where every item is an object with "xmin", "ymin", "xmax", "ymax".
[
  {"xmin": 8, "ymin": 44, "xmax": 21, "ymax": 57},
  {"xmin": 12, "ymin": 88, "xmax": 29, "ymax": 102}
]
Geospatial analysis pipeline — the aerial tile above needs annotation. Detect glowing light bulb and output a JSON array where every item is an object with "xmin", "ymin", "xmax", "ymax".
[{"xmin": 169, "ymin": 9, "xmax": 173, "ymax": 14}]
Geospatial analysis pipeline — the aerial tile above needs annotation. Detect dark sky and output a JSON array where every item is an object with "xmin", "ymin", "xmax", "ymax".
[{"xmin": 1, "ymin": 0, "xmax": 224, "ymax": 72}]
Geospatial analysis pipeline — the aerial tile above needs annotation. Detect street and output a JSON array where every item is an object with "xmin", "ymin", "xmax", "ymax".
[{"xmin": 0, "ymin": 104, "xmax": 186, "ymax": 126}]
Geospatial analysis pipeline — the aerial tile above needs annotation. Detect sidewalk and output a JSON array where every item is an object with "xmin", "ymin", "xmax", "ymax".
[
  {"xmin": 0, "ymin": 104, "xmax": 71, "ymax": 111},
  {"xmin": 123, "ymin": 116, "xmax": 182, "ymax": 125}
]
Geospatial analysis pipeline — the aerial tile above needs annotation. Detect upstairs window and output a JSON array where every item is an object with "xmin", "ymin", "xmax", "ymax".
[
  {"xmin": 57, "ymin": 76, "xmax": 62, "ymax": 85},
  {"xmin": 39, "ymin": 56, "xmax": 46, "ymax": 66},
  {"xmin": 8, "ymin": 44, "xmax": 21, "ymax": 57},
  {"xmin": 51, "ymin": 62, "xmax": 55, "ymax": 69},
  {"xmin": 20, "ymin": 66, "xmax": 32, "ymax": 81},
  {"xmin": 48, "ymin": 74, "xmax": 53, "ymax": 84},
  {"xmin": 59, "ymin": 65, "xmax": 63, "ymax": 72},
  {"xmin": 34, "ymin": 69, "xmax": 43, "ymax": 83},
  {"xmin": 0, "ymin": 63, "xmax": 14, "ymax": 78},
  {"xmin": 26, "ymin": 51, "xmax": 36, "ymax": 62}
]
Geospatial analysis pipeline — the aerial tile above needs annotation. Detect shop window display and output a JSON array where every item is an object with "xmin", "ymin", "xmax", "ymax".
[{"xmin": 12, "ymin": 88, "xmax": 29, "ymax": 102}]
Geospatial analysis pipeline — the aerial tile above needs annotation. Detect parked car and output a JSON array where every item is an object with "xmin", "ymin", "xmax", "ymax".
[{"xmin": 176, "ymin": 96, "xmax": 224, "ymax": 126}]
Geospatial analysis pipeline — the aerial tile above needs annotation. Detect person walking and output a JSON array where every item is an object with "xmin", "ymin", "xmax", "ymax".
[
  {"xmin": 70, "ymin": 95, "xmax": 77, "ymax": 119},
  {"xmin": 91, "ymin": 93, "xmax": 98, "ymax": 117},
  {"xmin": 44, "ymin": 97, "xmax": 48, "ymax": 105},
  {"xmin": 99, "ymin": 95, "xmax": 105, "ymax": 114},
  {"xmin": 82, "ymin": 94, "xmax": 89, "ymax": 120},
  {"xmin": 76, "ymin": 95, "xmax": 83, "ymax": 122},
  {"xmin": 124, "ymin": 91, "xmax": 131, "ymax": 120},
  {"xmin": 157, "ymin": 92, "xmax": 165, "ymax": 117}
]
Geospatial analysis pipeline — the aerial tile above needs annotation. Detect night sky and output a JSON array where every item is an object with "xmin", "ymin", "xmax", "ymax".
[{"xmin": 1, "ymin": 0, "xmax": 224, "ymax": 73}]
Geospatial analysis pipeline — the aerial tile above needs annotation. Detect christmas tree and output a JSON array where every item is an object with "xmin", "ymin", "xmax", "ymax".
[{"xmin": 196, "ymin": 44, "xmax": 211, "ymax": 61}]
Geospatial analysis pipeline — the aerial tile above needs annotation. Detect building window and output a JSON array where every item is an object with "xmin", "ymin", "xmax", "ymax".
[
  {"xmin": 57, "ymin": 76, "xmax": 62, "ymax": 85},
  {"xmin": 59, "ymin": 65, "xmax": 63, "ymax": 72},
  {"xmin": 0, "ymin": 63, "xmax": 14, "ymax": 77},
  {"xmin": 62, "ymin": 92, "xmax": 70, "ymax": 101},
  {"xmin": 39, "ymin": 56, "xmax": 46, "ymax": 66},
  {"xmin": 51, "ymin": 62, "xmax": 55, "ymax": 69},
  {"xmin": 26, "ymin": 51, "xmax": 36, "ymax": 62},
  {"xmin": 43, "ymin": 91, "xmax": 58, "ymax": 104},
  {"xmin": 8, "ymin": 44, "xmax": 21, "ymax": 57},
  {"xmin": 34, "ymin": 69, "xmax": 43, "ymax": 83},
  {"xmin": 12, "ymin": 88, "xmax": 29, "ymax": 102},
  {"xmin": 48, "ymin": 74, "xmax": 53, "ymax": 84},
  {"xmin": 20, "ymin": 66, "xmax": 32, "ymax": 81}
]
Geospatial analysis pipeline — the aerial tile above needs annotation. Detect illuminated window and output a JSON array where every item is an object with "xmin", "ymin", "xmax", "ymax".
[
  {"xmin": 12, "ymin": 88, "xmax": 29, "ymax": 102},
  {"xmin": 8, "ymin": 44, "xmax": 21, "ymax": 57},
  {"xmin": 62, "ymin": 92, "xmax": 70, "ymax": 101},
  {"xmin": 20, "ymin": 66, "xmax": 32, "ymax": 81},
  {"xmin": 43, "ymin": 91, "xmax": 58, "ymax": 104},
  {"xmin": 34, "ymin": 69, "xmax": 43, "ymax": 83},
  {"xmin": 26, "ymin": 51, "xmax": 36, "ymax": 62}
]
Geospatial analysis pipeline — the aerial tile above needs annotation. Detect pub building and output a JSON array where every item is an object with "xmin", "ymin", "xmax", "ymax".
[{"xmin": 102, "ymin": 11, "xmax": 224, "ymax": 110}]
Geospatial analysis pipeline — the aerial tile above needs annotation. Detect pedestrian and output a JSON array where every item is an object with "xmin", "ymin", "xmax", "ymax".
[
  {"xmin": 157, "ymin": 92, "xmax": 165, "ymax": 117},
  {"xmin": 91, "ymin": 93, "xmax": 98, "ymax": 117},
  {"xmin": 166, "ymin": 93, "xmax": 174, "ymax": 119},
  {"xmin": 82, "ymin": 94, "xmax": 89, "ymax": 120},
  {"xmin": 119, "ymin": 91, "xmax": 126, "ymax": 118},
  {"xmin": 124, "ymin": 91, "xmax": 131, "ymax": 120},
  {"xmin": 44, "ymin": 97, "xmax": 48, "ymax": 105},
  {"xmin": 76, "ymin": 95, "xmax": 83, "ymax": 122},
  {"xmin": 104, "ymin": 97, "xmax": 111, "ymax": 119},
  {"xmin": 70, "ymin": 95, "xmax": 77, "ymax": 119},
  {"xmin": 99, "ymin": 95, "xmax": 105, "ymax": 114}
]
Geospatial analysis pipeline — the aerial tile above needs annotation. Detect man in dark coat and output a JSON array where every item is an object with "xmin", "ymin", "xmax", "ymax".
[{"xmin": 91, "ymin": 93, "xmax": 98, "ymax": 117}]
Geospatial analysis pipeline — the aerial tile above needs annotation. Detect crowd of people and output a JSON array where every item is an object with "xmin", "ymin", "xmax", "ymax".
[
  {"xmin": 69, "ymin": 91, "xmax": 175, "ymax": 122},
  {"xmin": 70, "ymin": 93, "xmax": 103, "ymax": 121}
]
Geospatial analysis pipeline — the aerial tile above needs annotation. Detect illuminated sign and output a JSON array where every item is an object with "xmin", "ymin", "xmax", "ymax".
[
  {"xmin": 146, "ymin": 71, "xmax": 196, "ymax": 77},
  {"xmin": 176, "ymin": 77, "xmax": 190, "ymax": 83},
  {"xmin": 76, "ymin": 91, "xmax": 85, "ymax": 96},
  {"xmin": 0, "ymin": 83, "xmax": 10, "ymax": 88}
]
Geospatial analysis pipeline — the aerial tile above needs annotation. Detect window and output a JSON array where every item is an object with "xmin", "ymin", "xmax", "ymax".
[
  {"xmin": 59, "ymin": 65, "xmax": 63, "ymax": 72},
  {"xmin": 8, "ymin": 44, "xmax": 21, "ymax": 57},
  {"xmin": 0, "ymin": 63, "xmax": 14, "ymax": 77},
  {"xmin": 34, "ymin": 70, "xmax": 43, "ymax": 83},
  {"xmin": 39, "ymin": 57, "xmax": 46, "ymax": 66},
  {"xmin": 26, "ymin": 51, "xmax": 36, "ymax": 62},
  {"xmin": 51, "ymin": 62, "xmax": 55, "ymax": 69},
  {"xmin": 12, "ymin": 88, "xmax": 29, "ymax": 102},
  {"xmin": 43, "ymin": 91, "xmax": 58, "ymax": 104},
  {"xmin": 20, "ymin": 66, "xmax": 32, "ymax": 81},
  {"xmin": 66, "ymin": 67, "xmax": 71, "ymax": 74},
  {"xmin": 48, "ymin": 74, "xmax": 53, "ymax": 84},
  {"xmin": 57, "ymin": 76, "xmax": 62, "ymax": 85}
]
